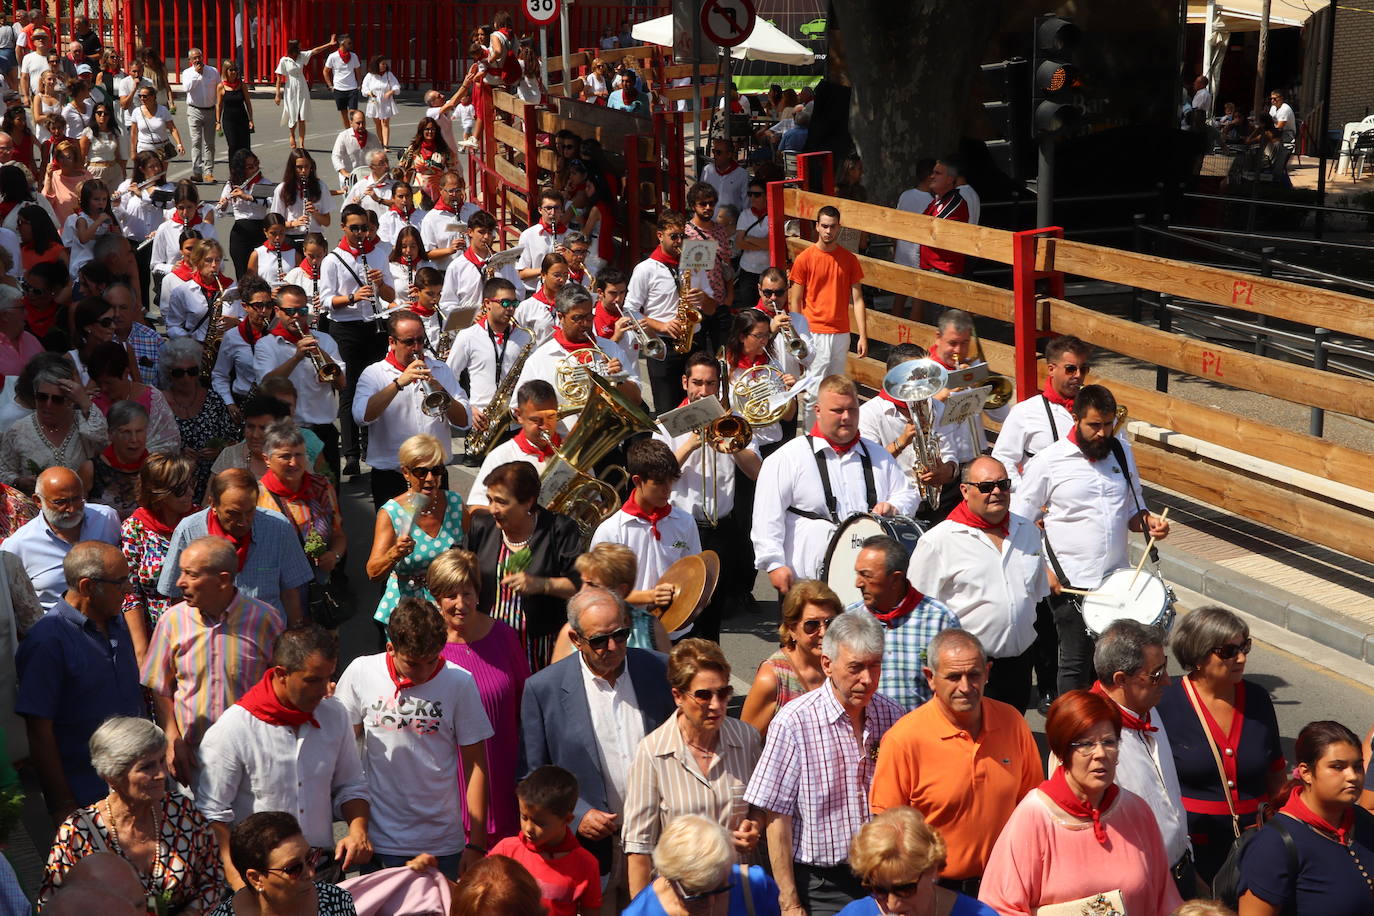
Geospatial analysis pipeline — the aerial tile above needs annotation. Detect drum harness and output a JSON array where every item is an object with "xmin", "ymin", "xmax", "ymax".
[{"xmin": 785, "ymin": 437, "xmax": 877, "ymax": 524}]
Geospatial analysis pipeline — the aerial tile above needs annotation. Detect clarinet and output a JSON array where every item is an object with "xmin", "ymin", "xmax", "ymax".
[
  {"xmin": 358, "ymin": 248, "xmax": 374, "ymax": 315},
  {"xmin": 276, "ymin": 249, "xmax": 286, "ymax": 285}
]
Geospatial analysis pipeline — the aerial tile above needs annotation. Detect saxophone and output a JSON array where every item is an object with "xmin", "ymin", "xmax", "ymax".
[
  {"xmin": 671, "ymin": 268, "xmax": 700, "ymax": 355},
  {"xmin": 198, "ymin": 276, "xmax": 232, "ymax": 385},
  {"xmin": 466, "ymin": 319, "xmax": 537, "ymax": 455}
]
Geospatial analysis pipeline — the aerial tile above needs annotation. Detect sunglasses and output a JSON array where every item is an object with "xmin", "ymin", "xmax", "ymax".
[
  {"xmin": 344, "ymin": 223, "xmax": 369, "ymax": 232},
  {"xmin": 865, "ymin": 880, "xmax": 922, "ymax": 899},
  {"xmin": 748, "ymin": 191, "xmax": 764, "ymax": 197},
  {"xmin": 264, "ymin": 848, "xmax": 320, "ymax": 880},
  {"xmin": 1210, "ymin": 638, "xmax": 1252, "ymax": 660},
  {"xmin": 801, "ymin": 616, "xmax": 835, "ymax": 635},
  {"xmin": 582, "ymin": 626, "xmax": 633, "ymax": 650},
  {"xmin": 278, "ymin": 306, "xmax": 309, "ymax": 317},
  {"xmin": 966, "ymin": 478, "xmax": 1012, "ymax": 494},
  {"xmin": 34, "ymin": 391, "xmax": 68, "ymax": 404},
  {"xmin": 485, "ymin": 298, "xmax": 521, "ymax": 309},
  {"xmin": 1135, "ymin": 663, "xmax": 1169, "ymax": 685},
  {"xmin": 759, "ymin": 288, "xmax": 785, "ymax": 298},
  {"xmin": 166, "ymin": 366, "xmax": 198, "ymax": 379},
  {"xmin": 406, "ymin": 464, "xmax": 445, "ymax": 478},
  {"xmin": 21, "ymin": 279, "xmax": 51, "ymax": 297},
  {"xmin": 666, "ymin": 233, "xmax": 685, "ymax": 242},
  {"xmin": 686, "ymin": 686, "xmax": 734, "ymax": 704},
  {"xmin": 90, "ymin": 315, "xmax": 115, "ymax": 328},
  {"xmin": 1056, "ymin": 363, "xmax": 1091, "ymax": 374},
  {"xmin": 671, "ymin": 879, "xmax": 733, "ymax": 903},
  {"xmin": 247, "ymin": 299, "xmax": 276, "ymax": 310},
  {"xmin": 392, "ymin": 336, "xmax": 426, "ymax": 347}
]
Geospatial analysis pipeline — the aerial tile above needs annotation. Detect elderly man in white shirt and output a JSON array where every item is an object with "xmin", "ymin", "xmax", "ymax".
[
  {"xmin": 752, "ymin": 374, "xmax": 918, "ymax": 595},
  {"xmin": 1012, "ymin": 383, "xmax": 1169, "ymax": 696},
  {"xmin": 908, "ymin": 456, "xmax": 1048, "ymax": 712},
  {"xmin": 992, "ymin": 334, "xmax": 1091, "ymax": 484},
  {"xmin": 345, "ymin": 148, "xmax": 395, "ymax": 219},
  {"xmin": 330, "ymin": 108, "xmax": 382, "ymax": 190},
  {"xmin": 196, "ymin": 625, "xmax": 371, "ymax": 888},
  {"xmin": 179, "ymin": 49, "xmax": 220, "ymax": 182},
  {"xmin": 0, "ymin": 466, "xmax": 119, "ymax": 611},
  {"xmin": 420, "ymin": 171, "xmax": 480, "ymax": 270}
]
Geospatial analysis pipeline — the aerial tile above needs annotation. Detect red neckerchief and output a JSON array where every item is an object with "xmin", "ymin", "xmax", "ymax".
[
  {"xmin": 538, "ymin": 217, "xmax": 566, "ymax": 236},
  {"xmin": 947, "ymin": 499, "xmax": 1009, "ymax": 538},
  {"xmin": 222, "ymin": 78, "xmax": 242, "ymax": 91},
  {"xmin": 411, "ymin": 300, "xmax": 436, "ymax": 317},
  {"xmin": 129, "ymin": 506, "xmax": 176, "ymax": 537},
  {"xmin": 810, "ymin": 422, "xmax": 860, "ymax": 456},
  {"xmin": 170, "ymin": 210, "xmax": 202, "ymax": 227},
  {"xmin": 172, "ymin": 263, "xmax": 196, "ymax": 281},
  {"xmin": 385, "ymin": 351, "xmax": 413, "ymax": 373},
  {"xmin": 735, "ymin": 352, "xmax": 768, "ymax": 370},
  {"xmin": 338, "ymin": 236, "xmax": 378, "ymax": 257},
  {"xmin": 352, "ymin": 127, "xmax": 368, "ymax": 148},
  {"xmin": 262, "ymin": 468, "xmax": 319, "ymax": 503},
  {"xmin": 749, "ymin": 204, "xmax": 766, "ymax": 218},
  {"xmin": 385, "ymin": 652, "xmax": 445, "ymax": 699},
  {"xmin": 533, "ymin": 286, "xmax": 556, "ymax": 315},
  {"xmin": 593, "ymin": 301, "xmax": 619, "ymax": 339},
  {"xmin": 927, "ymin": 346, "xmax": 955, "ymax": 370},
  {"xmin": 23, "ymin": 297, "xmax": 56, "ymax": 337},
  {"xmin": 518, "ymin": 825, "xmax": 582, "ymax": 857},
  {"xmin": 237, "ymin": 319, "xmax": 266, "ymax": 346},
  {"xmin": 568, "ymin": 267, "xmax": 586, "ymax": 285},
  {"xmin": 269, "ymin": 321, "xmax": 303, "ymax": 344},
  {"xmin": 463, "ymin": 247, "xmax": 487, "ymax": 270},
  {"xmin": 432, "ymin": 197, "xmax": 455, "ymax": 213},
  {"xmin": 1281, "ymin": 788, "xmax": 1356, "ymax": 846},
  {"xmin": 101, "ymin": 445, "xmax": 147, "ymax": 472},
  {"xmin": 418, "ymin": 138, "xmax": 437, "ymax": 159},
  {"xmin": 475, "ymin": 316, "xmax": 505, "ymax": 342},
  {"xmin": 553, "ymin": 328, "xmax": 593, "ymax": 351},
  {"xmin": 729, "ymin": 98, "xmax": 744, "ymax": 114},
  {"xmin": 206, "ymin": 507, "xmax": 252, "ymax": 571},
  {"xmin": 390, "ymin": 200, "xmax": 414, "ymax": 218},
  {"xmin": 301, "ymin": 259, "xmax": 320, "ymax": 281},
  {"xmin": 1090, "ymin": 681, "xmax": 1158, "ymax": 733},
  {"xmin": 192, "ymin": 272, "xmax": 232, "ymax": 293},
  {"xmin": 1040, "ymin": 767, "xmax": 1120, "ymax": 845},
  {"xmin": 649, "ymin": 245, "xmax": 679, "ymax": 268},
  {"xmin": 264, "ymin": 238, "xmax": 290, "ymax": 253},
  {"xmin": 337, "ymin": 46, "xmax": 352, "ymax": 64},
  {"xmin": 513, "ymin": 428, "xmax": 560, "ymax": 460},
  {"xmin": 1067, "ymin": 426, "xmax": 1102, "ymax": 462},
  {"xmin": 237, "ymin": 669, "xmax": 320, "ymax": 729},
  {"xmin": 622, "ymin": 490, "xmax": 671, "ymax": 540},
  {"xmin": 1043, "ymin": 379, "xmax": 1076, "ymax": 411},
  {"xmin": 716, "ymin": 159, "xmax": 739, "ymax": 175},
  {"xmin": 621, "ymin": 87, "xmax": 634, "ymax": 106},
  {"xmin": 397, "ymin": 254, "xmax": 422, "ymax": 268},
  {"xmin": 878, "ymin": 389, "xmax": 910, "ymax": 416},
  {"xmin": 869, "ymin": 583, "xmax": 924, "ymax": 626}
]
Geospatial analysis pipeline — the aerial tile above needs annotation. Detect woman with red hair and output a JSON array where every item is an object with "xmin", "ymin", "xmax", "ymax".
[{"xmin": 979, "ymin": 690, "xmax": 1182, "ymax": 915}]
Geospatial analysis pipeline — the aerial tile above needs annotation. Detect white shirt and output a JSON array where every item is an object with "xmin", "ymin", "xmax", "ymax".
[
  {"xmin": 270, "ymin": 181, "xmax": 335, "ymax": 237},
  {"xmin": 737, "ymin": 208, "xmax": 770, "ymax": 275},
  {"xmin": 446, "ymin": 319, "xmax": 532, "ymax": 413},
  {"xmin": 753, "ymin": 303, "xmax": 814, "ymax": 383},
  {"xmin": 702, "ymin": 161, "xmax": 749, "ymax": 215},
  {"xmin": 194, "ymin": 698, "xmax": 369, "ymax": 849},
  {"xmin": 129, "ymin": 103, "xmax": 173, "ymax": 151},
  {"xmin": 345, "ymin": 172, "xmax": 395, "ymax": 218},
  {"xmin": 165, "ymin": 278, "xmax": 242, "ymax": 341},
  {"xmin": 330, "ymin": 127, "xmax": 382, "ymax": 182},
  {"xmin": 1012, "ymin": 435, "xmax": 1145, "ymax": 589},
  {"xmin": 379, "ymin": 207, "xmax": 426, "ymax": 246},
  {"xmin": 323, "ymin": 50, "xmax": 361, "ymax": 91},
  {"xmin": 425, "ymin": 104, "xmax": 459, "ymax": 154},
  {"xmin": 931, "ymin": 393, "xmax": 1007, "ymax": 466},
  {"xmin": 254, "ymin": 330, "xmax": 343, "ymax": 425},
  {"xmin": 1191, "ymin": 87, "xmax": 1213, "ymax": 114},
  {"xmin": 654, "ymin": 420, "xmax": 758, "ymax": 524},
  {"xmin": 211, "ymin": 323, "xmax": 261, "ymax": 403},
  {"xmin": 577, "ymin": 652, "xmax": 645, "ymax": 814},
  {"xmin": 284, "ymin": 265, "xmax": 326, "ymax": 316},
  {"xmin": 894, "ymin": 188, "xmax": 933, "ymax": 268},
  {"xmin": 516, "ymin": 333, "xmax": 640, "ymax": 417},
  {"xmin": 150, "ymin": 218, "xmax": 219, "ymax": 274},
  {"xmin": 420, "ymin": 204, "xmax": 478, "ymax": 270},
  {"xmin": 957, "ymin": 184, "xmax": 981, "ymax": 226},
  {"xmin": 751, "ymin": 434, "xmax": 917, "ymax": 578},
  {"xmin": 319, "ymin": 242, "xmax": 393, "ymax": 323},
  {"xmin": 353, "ymin": 356, "xmax": 471, "ymax": 470},
  {"xmin": 335, "ymin": 653, "xmax": 494, "ymax": 857},
  {"xmin": 1269, "ymin": 102, "xmax": 1296, "ymax": 137},
  {"xmin": 112, "ymin": 73, "xmax": 139, "ymax": 126},
  {"xmin": 60, "ymin": 98, "xmax": 90, "ymax": 138},
  {"xmin": 857, "ymin": 395, "xmax": 957, "ymax": 486},
  {"xmin": 591, "ymin": 505, "xmax": 701, "ymax": 594},
  {"xmin": 116, "ymin": 178, "xmax": 171, "ymax": 240},
  {"xmin": 0, "ymin": 504, "xmax": 120, "ymax": 610},
  {"xmin": 991, "ymin": 393, "xmax": 1074, "ymax": 484},
  {"xmin": 252, "ymin": 245, "xmax": 297, "ymax": 289},
  {"xmin": 468, "ymin": 433, "xmax": 554, "ymax": 507},
  {"xmin": 515, "ymin": 222, "xmax": 567, "ymax": 291},
  {"xmin": 624, "ymin": 257, "xmax": 708, "ymax": 331},
  {"xmin": 439, "ymin": 247, "xmax": 521, "ymax": 315},
  {"xmin": 60, "ymin": 210, "xmax": 109, "ymax": 275},
  {"xmin": 513, "ymin": 293, "xmax": 559, "ymax": 344},
  {"xmin": 19, "ymin": 53, "xmax": 48, "ymax": 98},
  {"xmin": 180, "ymin": 64, "xmax": 220, "ymax": 107},
  {"xmin": 907, "ymin": 512, "xmax": 1047, "ymax": 658}
]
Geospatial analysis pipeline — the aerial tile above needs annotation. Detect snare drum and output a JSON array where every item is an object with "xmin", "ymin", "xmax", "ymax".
[
  {"xmin": 1078, "ymin": 568, "xmax": 1178, "ymax": 638},
  {"xmin": 819, "ymin": 513, "xmax": 927, "ymax": 609}
]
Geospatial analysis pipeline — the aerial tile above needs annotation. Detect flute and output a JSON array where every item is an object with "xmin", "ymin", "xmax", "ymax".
[{"xmin": 217, "ymin": 169, "xmax": 261, "ymax": 211}]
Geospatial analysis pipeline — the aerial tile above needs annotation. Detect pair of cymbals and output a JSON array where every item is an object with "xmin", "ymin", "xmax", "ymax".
[{"xmin": 656, "ymin": 550, "xmax": 720, "ymax": 633}]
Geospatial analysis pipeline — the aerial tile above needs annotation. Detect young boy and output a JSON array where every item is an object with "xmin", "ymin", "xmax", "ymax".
[
  {"xmin": 468, "ymin": 378, "xmax": 564, "ymax": 510},
  {"xmin": 490, "ymin": 765, "xmax": 602, "ymax": 916},
  {"xmin": 410, "ymin": 265, "xmax": 445, "ymax": 347},
  {"xmin": 590, "ymin": 437, "xmax": 700, "ymax": 610}
]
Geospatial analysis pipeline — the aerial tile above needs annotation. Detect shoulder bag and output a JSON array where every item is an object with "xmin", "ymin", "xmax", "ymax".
[{"xmin": 268, "ymin": 490, "xmax": 353, "ymax": 628}]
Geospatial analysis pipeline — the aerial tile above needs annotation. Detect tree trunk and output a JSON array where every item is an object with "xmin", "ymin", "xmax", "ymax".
[
  {"xmin": 831, "ymin": 0, "xmax": 1005, "ymax": 207},
  {"xmin": 1252, "ymin": 0, "xmax": 1271, "ymax": 118}
]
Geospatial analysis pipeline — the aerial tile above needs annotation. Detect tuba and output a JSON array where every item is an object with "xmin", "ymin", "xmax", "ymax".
[
  {"xmin": 467, "ymin": 319, "xmax": 538, "ymax": 455},
  {"xmin": 541, "ymin": 372, "xmax": 657, "ymax": 542},
  {"xmin": 671, "ymin": 268, "xmax": 700, "ymax": 355},
  {"xmin": 882, "ymin": 358, "xmax": 948, "ymax": 508}
]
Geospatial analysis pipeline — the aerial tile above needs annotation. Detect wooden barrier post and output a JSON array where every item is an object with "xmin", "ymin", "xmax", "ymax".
[
  {"xmin": 795, "ymin": 152, "xmax": 833, "ymax": 243},
  {"xmin": 766, "ymin": 179, "xmax": 802, "ymax": 270},
  {"xmin": 521, "ymin": 100, "xmax": 539, "ymax": 211},
  {"xmin": 1011, "ymin": 227, "xmax": 1063, "ymax": 402},
  {"xmin": 624, "ymin": 134, "xmax": 642, "ymax": 267}
]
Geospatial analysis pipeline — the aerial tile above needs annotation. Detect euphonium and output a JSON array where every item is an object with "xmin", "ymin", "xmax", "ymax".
[
  {"xmin": 882, "ymin": 358, "xmax": 949, "ymax": 508},
  {"xmin": 671, "ymin": 268, "xmax": 700, "ymax": 355},
  {"xmin": 968, "ymin": 326, "xmax": 1014, "ymax": 410}
]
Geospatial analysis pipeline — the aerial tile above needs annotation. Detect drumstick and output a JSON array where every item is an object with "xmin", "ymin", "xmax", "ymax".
[
  {"xmin": 1129, "ymin": 507, "xmax": 1170, "ymax": 587},
  {"xmin": 1058, "ymin": 586, "xmax": 1098, "ymax": 596}
]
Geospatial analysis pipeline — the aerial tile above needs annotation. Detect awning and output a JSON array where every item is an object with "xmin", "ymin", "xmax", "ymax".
[
  {"xmin": 631, "ymin": 13, "xmax": 816, "ymax": 66},
  {"xmin": 1185, "ymin": 0, "xmax": 1320, "ymax": 31}
]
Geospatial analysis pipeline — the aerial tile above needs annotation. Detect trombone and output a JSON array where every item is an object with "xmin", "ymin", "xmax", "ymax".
[{"xmin": 699, "ymin": 356, "xmax": 753, "ymax": 527}]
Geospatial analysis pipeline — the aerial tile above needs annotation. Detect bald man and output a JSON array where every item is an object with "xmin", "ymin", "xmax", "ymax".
[
  {"xmin": 45, "ymin": 852, "xmax": 146, "ymax": 912},
  {"xmin": 0, "ymin": 466, "xmax": 120, "ymax": 610},
  {"xmin": 17, "ymin": 542, "xmax": 144, "ymax": 820}
]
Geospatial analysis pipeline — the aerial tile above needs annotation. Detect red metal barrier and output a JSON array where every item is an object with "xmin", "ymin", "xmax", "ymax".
[{"xmin": 1011, "ymin": 227, "xmax": 1064, "ymax": 401}]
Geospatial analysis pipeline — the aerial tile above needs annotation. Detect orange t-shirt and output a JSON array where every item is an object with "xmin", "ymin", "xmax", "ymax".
[{"xmin": 791, "ymin": 242, "xmax": 863, "ymax": 334}]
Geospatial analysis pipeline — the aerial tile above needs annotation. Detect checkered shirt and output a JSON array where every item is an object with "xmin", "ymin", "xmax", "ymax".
[
  {"xmin": 743, "ymin": 680, "xmax": 905, "ymax": 867},
  {"xmin": 121, "ymin": 322, "xmax": 166, "ymax": 389},
  {"xmin": 843, "ymin": 597, "xmax": 962, "ymax": 711}
]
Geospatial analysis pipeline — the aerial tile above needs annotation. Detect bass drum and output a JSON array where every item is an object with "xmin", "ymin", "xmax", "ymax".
[
  {"xmin": 1079, "ymin": 568, "xmax": 1178, "ymax": 638},
  {"xmin": 820, "ymin": 513, "xmax": 927, "ymax": 608}
]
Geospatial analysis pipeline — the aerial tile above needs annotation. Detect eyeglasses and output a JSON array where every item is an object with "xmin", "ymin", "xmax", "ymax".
[
  {"xmin": 538, "ymin": 204, "xmax": 560, "ymax": 212},
  {"xmin": 1210, "ymin": 638, "xmax": 1252, "ymax": 660},
  {"xmin": 405, "ymin": 465, "xmax": 445, "ymax": 478},
  {"xmin": 1068, "ymin": 737, "xmax": 1121, "ymax": 756},
  {"xmin": 569, "ymin": 247, "xmax": 589, "ymax": 256},
  {"xmin": 1056, "ymin": 363, "xmax": 1091, "ymax": 375},
  {"xmin": 759, "ymin": 288, "xmax": 785, "ymax": 298},
  {"xmin": 865, "ymin": 880, "xmax": 923, "ymax": 899},
  {"xmin": 1134, "ymin": 663, "xmax": 1169, "ymax": 684},
  {"xmin": 392, "ymin": 335, "xmax": 426, "ymax": 347},
  {"xmin": 33, "ymin": 391, "xmax": 68, "ymax": 404},
  {"xmin": 166, "ymin": 366, "xmax": 198, "ymax": 379},
  {"xmin": 485, "ymin": 298, "xmax": 521, "ymax": 309},
  {"xmin": 582, "ymin": 626, "xmax": 633, "ymax": 650},
  {"xmin": 666, "ymin": 233, "xmax": 685, "ymax": 242},
  {"xmin": 670, "ymin": 879, "xmax": 732, "ymax": 903},
  {"xmin": 687, "ymin": 686, "xmax": 734, "ymax": 704},
  {"xmin": 801, "ymin": 616, "xmax": 835, "ymax": 635},
  {"xmin": 264, "ymin": 849, "xmax": 320, "ymax": 880},
  {"xmin": 966, "ymin": 478, "xmax": 1012, "ymax": 494}
]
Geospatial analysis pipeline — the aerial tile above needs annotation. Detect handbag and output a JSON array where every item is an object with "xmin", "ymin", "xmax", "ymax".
[
  {"xmin": 268, "ymin": 491, "xmax": 354, "ymax": 628},
  {"xmin": 1032, "ymin": 890, "xmax": 1125, "ymax": 916},
  {"xmin": 1182, "ymin": 674, "xmax": 1242, "ymax": 840}
]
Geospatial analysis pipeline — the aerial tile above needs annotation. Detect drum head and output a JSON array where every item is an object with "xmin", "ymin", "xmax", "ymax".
[
  {"xmin": 1080, "ymin": 568, "xmax": 1171, "ymax": 637},
  {"xmin": 821, "ymin": 514, "xmax": 928, "ymax": 609}
]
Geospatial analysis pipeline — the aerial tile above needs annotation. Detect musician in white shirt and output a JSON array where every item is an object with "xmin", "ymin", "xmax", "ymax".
[
  {"xmin": 255, "ymin": 284, "xmax": 345, "ymax": 475},
  {"xmin": 752, "ymin": 374, "xmax": 918, "ymax": 594},
  {"xmin": 269, "ymin": 149, "xmax": 334, "ymax": 246},
  {"xmin": 346, "ymin": 148, "xmax": 395, "ymax": 219},
  {"xmin": 908, "ymin": 456, "xmax": 1049, "ymax": 711},
  {"xmin": 440, "ymin": 210, "xmax": 521, "ymax": 318},
  {"xmin": 211, "ymin": 272, "xmax": 274, "ymax": 410},
  {"xmin": 320, "ymin": 204, "xmax": 394, "ymax": 477},
  {"xmin": 165, "ymin": 238, "xmax": 239, "ymax": 341},
  {"xmin": 653, "ymin": 352, "xmax": 760, "ymax": 641},
  {"xmin": 215, "ymin": 149, "xmax": 270, "ymax": 279},
  {"xmin": 625, "ymin": 212, "xmax": 711, "ymax": 412},
  {"xmin": 516, "ymin": 282, "xmax": 641, "ymax": 421},
  {"xmin": 751, "ymin": 266, "xmax": 813, "ymax": 385},
  {"xmin": 420, "ymin": 171, "xmax": 479, "ymax": 269},
  {"xmin": 1012, "ymin": 384, "xmax": 1169, "ymax": 695},
  {"xmin": 378, "ymin": 178, "xmax": 425, "ymax": 246},
  {"xmin": 467, "ymin": 379, "xmax": 561, "ymax": 510},
  {"xmin": 447, "ymin": 276, "xmax": 531, "ymax": 435},
  {"xmin": 515, "ymin": 187, "xmax": 568, "ymax": 291},
  {"xmin": 330, "ymin": 109, "xmax": 382, "ymax": 189},
  {"xmin": 719, "ymin": 308, "xmax": 798, "ymax": 450},
  {"xmin": 992, "ymin": 334, "xmax": 1091, "ymax": 483},
  {"xmin": 353, "ymin": 309, "xmax": 470, "ymax": 507},
  {"xmin": 513, "ymin": 252, "xmax": 569, "ymax": 345},
  {"xmin": 150, "ymin": 184, "xmax": 218, "ymax": 277},
  {"xmin": 859, "ymin": 343, "xmax": 957, "ymax": 515}
]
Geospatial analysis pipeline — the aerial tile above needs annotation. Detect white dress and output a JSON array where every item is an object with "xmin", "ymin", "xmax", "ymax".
[
  {"xmin": 361, "ymin": 71, "xmax": 399, "ymax": 120},
  {"xmin": 275, "ymin": 52, "xmax": 311, "ymax": 128}
]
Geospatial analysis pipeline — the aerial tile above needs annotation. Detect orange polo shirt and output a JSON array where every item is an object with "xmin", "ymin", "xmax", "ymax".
[
  {"xmin": 871, "ymin": 696, "xmax": 1043, "ymax": 880},
  {"xmin": 790, "ymin": 242, "xmax": 863, "ymax": 334}
]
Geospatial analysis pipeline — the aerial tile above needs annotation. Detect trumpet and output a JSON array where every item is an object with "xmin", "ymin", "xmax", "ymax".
[
  {"xmin": 671, "ymin": 268, "xmax": 700, "ymax": 355},
  {"xmin": 622, "ymin": 309, "xmax": 666, "ymax": 361},
  {"xmin": 777, "ymin": 316, "xmax": 810, "ymax": 361},
  {"xmin": 700, "ymin": 357, "xmax": 753, "ymax": 527},
  {"xmin": 410, "ymin": 351, "xmax": 453, "ymax": 418},
  {"xmin": 294, "ymin": 314, "xmax": 342, "ymax": 384}
]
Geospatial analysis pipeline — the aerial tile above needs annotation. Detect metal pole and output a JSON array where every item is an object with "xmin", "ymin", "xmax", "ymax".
[
  {"xmin": 1157, "ymin": 301, "xmax": 1171, "ymax": 393},
  {"xmin": 559, "ymin": 0, "xmax": 572, "ymax": 98},
  {"xmin": 1315, "ymin": 0, "xmax": 1337, "ymax": 239},
  {"xmin": 540, "ymin": 27, "xmax": 549, "ymax": 93},
  {"xmin": 692, "ymin": 0, "xmax": 704, "ymax": 178},
  {"xmin": 1311, "ymin": 327, "xmax": 1330, "ymax": 436},
  {"xmin": 1036, "ymin": 136, "xmax": 1054, "ymax": 227}
]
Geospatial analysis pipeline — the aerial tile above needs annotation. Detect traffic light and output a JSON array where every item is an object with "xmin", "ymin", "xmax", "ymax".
[
  {"xmin": 980, "ymin": 58, "xmax": 1028, "ymax": 180},
  {"xmin": 1032, "ymin": 15, "xmax": 1082, "ymax": 135}
]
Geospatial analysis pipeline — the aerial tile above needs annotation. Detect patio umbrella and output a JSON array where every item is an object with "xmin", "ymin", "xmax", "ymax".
[{"xmin": 631, "ymin": 13, "xmax": 816, "ymax": 66}]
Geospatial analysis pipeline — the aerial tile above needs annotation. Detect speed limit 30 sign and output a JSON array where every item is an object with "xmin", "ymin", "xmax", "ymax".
[{"xmin": 523, "ymin": 0, "xmax": 560, "ymax": 27}]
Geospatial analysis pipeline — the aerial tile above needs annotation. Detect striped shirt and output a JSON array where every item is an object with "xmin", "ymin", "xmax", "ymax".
[
  {"xmin": 140, "ymin": 592, "xmax": 287, "ymax": 748},
  {"xmin": 156, "ymin": 507, "xmax": 314, "ymax": 615},
  {"xmin": 622, "ymin": 712, "xmax": 763, "ymax": 857},
  {"xmin": 743, "ymin": 682, "xmax": 904, "ymax": 866},
  {"xmin": 842, "ymin": 599, "xmax": 962, "ymax": 710},
  {"xmin": 120, "ymin": 321, "xmax": 165, "ymax": 388}
]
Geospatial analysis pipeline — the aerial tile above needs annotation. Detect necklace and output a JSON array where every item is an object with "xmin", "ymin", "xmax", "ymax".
[
  {"xmin": 166, "ymin": 387, "xmax": 199, "ymax": 416},
  {"xmin": 103, "ymin": 797, "xmax": 166, "ymax": 893},
  {"xmin": 32, "ymin": 413, "xmax": 76, "ymax": 461}
]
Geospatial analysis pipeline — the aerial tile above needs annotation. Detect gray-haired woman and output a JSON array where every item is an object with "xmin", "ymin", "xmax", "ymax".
[
  {"xmin": 1156, "ymin": 605, "xmax": 1287, "ymax": 885},
  {"xmin": 89, "ymin": 398, "xmax": 150, "ymax": 519},
  {"xmin": 623, "ymin": 814, "xmax": 781, "ymax": 916},
  {"xmin": 256, "ymin": 420, "xmax": 346, "ymax": 590},
  {"xmin": 41, "ymin": 717, "xmax": 225, "ymax": 913},
  {"xmin": 159, "ymin": 336, "xmax": 240, "ymax": 501},
  {"xmin": 0, "ymin": 355, "xmax": 106, "ymax": 493}
]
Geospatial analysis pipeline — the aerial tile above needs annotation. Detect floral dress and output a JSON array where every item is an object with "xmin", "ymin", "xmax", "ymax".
[
  {"xmin": 40, "ymin": 792, "xmax": 226, "ymax": 912},
  {"xmin": 375, "ymin": 490, "xmax": 463, "ymax": 625},
  {"xmin": 168, "ymin": 389, "xmax": 240, "ymax": 502},
  {"xmin": 120, "ymin": 513, "xmax": 175, "ymax": 628}
]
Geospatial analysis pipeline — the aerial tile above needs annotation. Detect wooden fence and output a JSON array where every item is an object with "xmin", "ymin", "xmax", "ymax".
[{"xmin": 768, "ymin": 151, "xmax": 1374, "ymax": 566}]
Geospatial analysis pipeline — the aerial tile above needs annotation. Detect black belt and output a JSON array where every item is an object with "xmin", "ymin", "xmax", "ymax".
[{"xmin": 190, "ymin": 103, "xmax": 215, "ymax": 110}]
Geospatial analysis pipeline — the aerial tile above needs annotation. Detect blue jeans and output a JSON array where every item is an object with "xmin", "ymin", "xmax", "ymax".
[{"xmin": 359, "ymin": 852, "xmax": 463, "ymax": 880}]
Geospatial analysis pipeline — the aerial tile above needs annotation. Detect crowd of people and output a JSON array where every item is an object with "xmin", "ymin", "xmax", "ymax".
[{"xmin": 0, "ymin": 8, "xmax": 1370, "ymax": 916}]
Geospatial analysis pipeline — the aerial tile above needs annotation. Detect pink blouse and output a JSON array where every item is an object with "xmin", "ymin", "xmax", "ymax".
[{"xmin": 0, "ymin": 329, "xmax": 42, "ymax": 376}]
